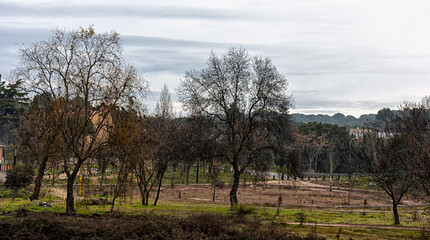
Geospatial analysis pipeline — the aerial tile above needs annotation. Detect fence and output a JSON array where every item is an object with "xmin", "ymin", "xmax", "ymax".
[{"xmin": 0, "ymin": 164, "xmax": 12, "ymax": 171}]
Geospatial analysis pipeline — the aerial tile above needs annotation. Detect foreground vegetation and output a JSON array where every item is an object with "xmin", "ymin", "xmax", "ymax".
[
  {"xmin": 1, "ymin": 183, "xmax": 429, "ymax": 240},
  {"xmin": 0, "ymin": 210, "xmax": 321, "ymax": 240}
]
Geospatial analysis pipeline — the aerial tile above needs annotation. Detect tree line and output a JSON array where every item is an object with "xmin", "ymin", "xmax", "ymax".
[
  {"xmin": 2, "ymin": 27, "xmax": 295, "ymax": 214},
  {"xmin": 292, "ymin": 108, "xmax": 397, "ymax": 130}
]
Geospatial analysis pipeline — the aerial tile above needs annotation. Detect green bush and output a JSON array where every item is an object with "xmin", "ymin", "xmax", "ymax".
[
  {"xmin": 295, "ymin": 211, "xmax": 307, "ymax": 225},
  {"xmin": 4, "ymin": 163, "xmax": 34, "ymax": 191},
  {"xmin": 232, "ymin": 204, "xmax": 255, "ymax": 215}
]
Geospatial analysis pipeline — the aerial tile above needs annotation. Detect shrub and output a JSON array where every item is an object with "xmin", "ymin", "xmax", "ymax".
[
  {"xmin": 295, "ymin": 211, "xmax": 307, "ymax": 225},
  {"xmin": 4, "ymin": 163, "xmax": 34, "ymax": 199},
  {"xmin": 0, "ymin": 211, "xmax": 319, "ymax": 240},
  {"xmin": 232, "ymin": 204, "xmax": 255, "ymax": 216},
  {"xmin": 214, "ymin": 182, "xmax": 225, "ymax": 188}
]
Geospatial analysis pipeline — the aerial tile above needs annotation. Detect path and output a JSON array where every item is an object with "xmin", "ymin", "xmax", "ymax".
[{"xmin": 285, "ymin": 221, "xmax": 430, "ymax": 232}]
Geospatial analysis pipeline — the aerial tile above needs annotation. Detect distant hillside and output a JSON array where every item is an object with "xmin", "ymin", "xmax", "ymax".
[{"xmin": 292, "ymin": 113, "xmax": 376, "ymax": 129}]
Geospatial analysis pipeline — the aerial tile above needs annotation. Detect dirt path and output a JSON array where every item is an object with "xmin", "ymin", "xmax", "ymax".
[
  {"xmin": 48, "ymin": 187, "xmax": 86, "ymax": 201},
  {"xmin": 285, "ymin": 221, "xmax": 430, "ymax": 232}
]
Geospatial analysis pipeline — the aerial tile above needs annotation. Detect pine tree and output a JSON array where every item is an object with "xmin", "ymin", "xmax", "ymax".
[{"xmin": 0, "ymin": 76, "xmax": 29, "ymax": 138}]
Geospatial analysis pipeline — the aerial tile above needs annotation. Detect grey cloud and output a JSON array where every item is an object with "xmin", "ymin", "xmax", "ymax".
[
  {"xmin": 122, "ymin": 35, "xmax": 236, "ymax": 49},
  {"xmin": 0, "ymin": 27, "xmax": 52, "ymax": 77},
  {"xmin": 0, "ymin": 2, "xmax": 248, "ymax": 20},
  {"xmin": 291, "ymin": 90, "xmax": 406, "ymax": 116},
  {"xmin": 260, "ymin": 42, "xmax": 430, "ymax": 76},
  {"xmin": 122, "ymin": 35, "xmax": 243, "ymax": 74},
  {"xmin": 0, "ymin": 27, "xmax": 51, "ymax": 45}
]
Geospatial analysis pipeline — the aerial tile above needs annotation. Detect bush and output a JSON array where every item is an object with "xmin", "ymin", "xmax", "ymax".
[
  {"xmin": 0, "ymin": 211, "xmax": 320, "ymax": 240},
  {"xmin": 232, "ymin": 204, "xmax": 255, "ymax": 216},
  {"xmin": 295, "ymin": 211, "xmax": 307, "ymax": 225},
  {"xmin": 214, "ymin": 182, "xmax": 225, "ymax": 188},
  {"xmin": 4, "ymin": 163, "xmax": 34, "ymax": 197}
]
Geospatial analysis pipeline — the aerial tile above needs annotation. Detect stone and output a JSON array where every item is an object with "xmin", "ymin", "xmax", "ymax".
[{"xmin": 30, "ymin": 199, "xmax": 40, "ymax": 207}]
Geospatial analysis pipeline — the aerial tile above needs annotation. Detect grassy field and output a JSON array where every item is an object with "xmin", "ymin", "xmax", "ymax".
[{"xmin": 0, "ymin": 175, "xmax": 429, "ymax": 239}]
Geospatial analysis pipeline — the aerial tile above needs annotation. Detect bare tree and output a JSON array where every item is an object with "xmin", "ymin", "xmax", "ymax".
[
  {"xmin": 266, "ymin": 112, "xmax": 296, "ymax": 180},
  {"xmin": 342, "ymin": 139, "xmax": 361, "ymax": 205},
  {"xmin": 18, "ymin": 94, "xmax": 62, "ymax": 201},
  {"xmin": 107, "ymin": 108, "xmax": 138, "ymax": 212},
  {"xmin": 360, "ymin": 131, "xmax": 413, "ymax": 225},
  {"xmin": 297, "ymin": 132, "xmax": 327, "ymax": 173},
  {"xmin": 153, "ymin": 83, "xmax": 175, "ymax": 206},
  {"xmin": 16, "ymin": 27, "xmax": 145, "ymax": 214},
  {"xmin": 131, "ymin": 120, "xmax": 159, "ymax": 206},
  {"xmin": 108, "ymin": 108, "xmax": 158, "ymax": 207},
  {"xmin": 178, "ymin": 48, "xmax": 291, "ymax": 208},
  {"xmin": 393, "ymin": 98, "xmax": 430, "ymax": 200}
]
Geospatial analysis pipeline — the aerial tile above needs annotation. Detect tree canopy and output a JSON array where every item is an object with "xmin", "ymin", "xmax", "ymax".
[{"xmin": 178, "ymin": 47, "xmax": 293, "ymax": 207}]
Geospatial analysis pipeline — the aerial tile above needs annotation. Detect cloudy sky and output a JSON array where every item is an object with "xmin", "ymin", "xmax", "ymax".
[{"xmin": 1, "ymin": 0, "xmax": 429, "ymax": 117}]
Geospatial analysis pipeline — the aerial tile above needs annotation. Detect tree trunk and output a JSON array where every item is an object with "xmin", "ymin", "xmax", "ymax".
[
  {"xmin": 100, "ymin": 171, "xmax": 104, "ymax": 189},
  {"xmin": 111, "ymin": 195, "xmax": 117, "ymax": 213},
  {"xmin": 51, "ymin": 162, "xmax": 56, "ymax": 187},
  {"xmin": 137, "ymin": 179, "xmax": 145, "ymax": 206},
  {"xmin": 276, "ymin": 196, "xmax": 282, "ymax": 216},
  {"xmin": 196, "ymin": 160, "xmax": 199, "ymax": 184},
  {"xmin": 229, "ymin": 167, "xmax": 240, "ymax": 209},
  {"xmin": 348, "ymin": 188, "xmax": 352, "ymax": 205},
  {"xmin": 87, "ymin": 159, "xmax": 92, "ymax": 176},
  {"xmin": 314, "ymin": 159, "xmax": 318, "ymax": 173},
  {"xmin": 66, "ymin": 175, "xmax": 76, "ymax": 214},
  {"xmin": 329, "ymin": 151, "xmax": 333, "ymax": 192},
  {"xmin": 171, "ymin": 166, "xmax": 175, "ymax": 188},
  {"xmin": 145, "ymin": 190, "xmax": 149, "ymax": 206},
  {"xmin": 179, "ymin": 178, "xmax": 182, "ymax": 199},
  {"xmin": 186, "ymin": 165, "xmax": 190, "ymax": 185},
  {"xmin": 212, "ymin": 183, "xmax": 216, "ymax": 202},
  {"xmin": 393, "ymin": 201, "xmax": 400, "ymax": 225},
  {"xmin": 142, "ymin": 194, "xmax": 146, "ymax": 206},
  {"xmin": 141, "ymin": 188, "xmax": 148, "ymax": 206},
  {"xmin": 154, "ymin": 171, "xmax": 165, "ymax": 206},
  {"xmin": 329, "ymin": 174, "xmax": 333, "ymax": 192},
  {"xmin": 30, "ymin": 157, "xmax": 48, "ymax": 201}
]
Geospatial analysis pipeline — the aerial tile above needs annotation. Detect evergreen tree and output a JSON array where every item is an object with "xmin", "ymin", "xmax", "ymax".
[{"xmin": 0, "ymin": 76, "xmax": 29, "ymax": 139}]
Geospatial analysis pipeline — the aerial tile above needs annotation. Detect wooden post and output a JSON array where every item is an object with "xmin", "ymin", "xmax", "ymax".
[{"xmin": 79, "ymin": 176, "xmax": 83, "ymax": 196}]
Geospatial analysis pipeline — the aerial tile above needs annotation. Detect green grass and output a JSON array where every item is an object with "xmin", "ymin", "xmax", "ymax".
[
  {"xmin": 1, "ymin": 192, "xmax": 429, "ymax": 240},
  {"xmin": 283, "ymin": 223, "xmax": 427, "ymax": 240},
  {"xmin": 2, "ymin": 179, "xmax": 429, "ymax": 240},
  {"xmin": 259, "ymin": 207, "xmax": 430, "ymax": 227},
  {"xmin": 310, "ymin": 176, "xmax": 382, "ymax": 191}
]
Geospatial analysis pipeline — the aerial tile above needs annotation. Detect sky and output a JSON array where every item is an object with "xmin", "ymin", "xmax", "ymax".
[{"xmin": 1, "ymin": 0, "xmax": 429, "ymax": 117}]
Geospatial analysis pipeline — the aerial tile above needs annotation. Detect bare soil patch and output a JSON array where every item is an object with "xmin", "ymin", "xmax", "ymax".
[{"xmin": 59, "ymin": 179, "xmax": 425, "ymax": 210}]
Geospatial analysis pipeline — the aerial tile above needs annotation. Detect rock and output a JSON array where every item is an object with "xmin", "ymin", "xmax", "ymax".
[
  {"xmin": 30, "ymin": 199, "xmax": 40, "ymax": 207},
  {"xmin": 0, "ymin": 172, "xmax": 5, "ymax": 184}
]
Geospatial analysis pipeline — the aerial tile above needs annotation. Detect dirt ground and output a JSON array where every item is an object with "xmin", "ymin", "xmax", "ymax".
[{"xmin": 49, "ymin": 179, "xmax": 425, "ymax": 210}]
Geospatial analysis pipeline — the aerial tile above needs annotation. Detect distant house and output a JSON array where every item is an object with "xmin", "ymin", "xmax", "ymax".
[
  {"xmin": 350, "ymin": 128, "xmax": 372, "ymax": 140},
  {"xmin": 350, "ymin": 127, "xmax": 393, "ymax": 140},
  {"xmin": 83, "ymin": 105, "xmax": 113, "ymax": 150}
]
